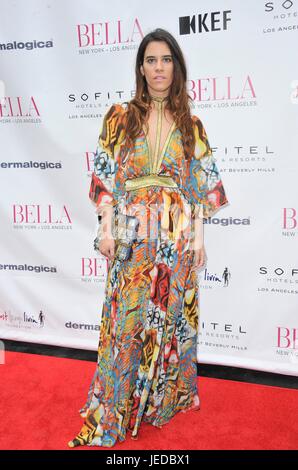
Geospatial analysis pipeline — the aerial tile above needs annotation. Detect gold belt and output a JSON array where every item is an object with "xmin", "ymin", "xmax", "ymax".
[{"xmin": 124, "ymin": 174, "xmax": 178, "ymax": 191}]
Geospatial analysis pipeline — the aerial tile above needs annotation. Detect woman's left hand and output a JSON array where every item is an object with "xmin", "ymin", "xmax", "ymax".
[{"xmin": 191, "ymin": 246, "xmax": 207, "ymax": 271}]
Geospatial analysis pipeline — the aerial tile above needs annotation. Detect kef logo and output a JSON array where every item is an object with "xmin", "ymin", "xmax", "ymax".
[
  {"xmin": 188, "ymin": 75, "xmax": 256, "ymax": 101},
  {"xmin": 0, "ymin": 96, "xmax": 40, "ymax": 118},
  {"xmin": 13, "ymin": 205, "xmax": 72, "ymax": 224},
  {"xmin": 277, "ymin": 327, "xmax": 298, "ymax": 349},
  {"xmin": 179, "ymin": 10, "xmax": 232, "ymax": 35},
  {"xmin": 77, "ymin": 19, "xmax": 143, "ymax": 47}
]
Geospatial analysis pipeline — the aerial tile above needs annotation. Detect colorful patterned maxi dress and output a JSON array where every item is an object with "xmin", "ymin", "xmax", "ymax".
[{"xmin": 68, "ymin": 97, "xmax": 229, "ymax": 448}]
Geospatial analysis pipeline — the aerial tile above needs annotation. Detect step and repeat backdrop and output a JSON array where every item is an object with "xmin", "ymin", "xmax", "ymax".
[{"xmin": 0, "ymin": 0, "xmax": 297, "ymax": 375}]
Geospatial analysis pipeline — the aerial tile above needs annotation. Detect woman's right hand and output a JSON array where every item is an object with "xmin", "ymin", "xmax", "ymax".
[{"xmin": 98, "ymin": 238, "xmax": 115, "ymax": 261}]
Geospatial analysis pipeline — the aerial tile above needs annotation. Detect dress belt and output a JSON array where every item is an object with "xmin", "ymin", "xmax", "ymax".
[{"xmin": 124, "ymin": 174, "xmax": 178, "ymax": 191}]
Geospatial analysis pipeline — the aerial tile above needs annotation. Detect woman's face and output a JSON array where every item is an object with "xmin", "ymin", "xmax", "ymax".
[{"xmin": 140, "ymin": 40, "xmax": 174, "ymax": 98}]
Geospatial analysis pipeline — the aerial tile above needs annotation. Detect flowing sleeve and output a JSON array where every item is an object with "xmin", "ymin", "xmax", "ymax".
[
  {"xmin": 89, "ymin": 103, "xmax": 126, "ymax": 215},
  {"xmin": 184, "ymin": 115, "xmax": 229, "ymax": 218}
]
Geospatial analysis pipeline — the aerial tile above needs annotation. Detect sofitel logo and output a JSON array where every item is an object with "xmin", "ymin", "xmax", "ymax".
[
  {"xmin": 201, "ymin": 321, "xmax": 246, "ymax": 334},
  {"xmin": 265, "ymin": 0, "xmax": 295, "ymax": 12},
  {"xmin": 77, "ymin": 19, "xmax": 143, "ymax": 48},
  {"xmin": 188, "ymin": 75, "xmax": 256, "ymax": 103},
  {"xmin": 199, "ymin": 321, "xmax": 247, "ymax": 350},
  {"xmin": 13, "ymin": 205, "xmax": 72, "ymax": 230},
  {"xmin": 263, "ymin": 1, "xmax": 297, "ymax": 32},
  {"xmin": 260, "ymin": 267, "xmax": 298, "ymax": 277},
  {"xmin": 68, "ymin": 91, "xmax": 132, "ymax": 104},
  {"xmin": 67, "ymin": 93, "xmax": 132, "ymax": 119},
  {"xmin": 179, "ymin": 10, "xmax": 232, "ymax": 34},
  {"xmin": 217, "ymin": 144, "xmax": 275, "ymax": 174},
  {"xmin": 258, "ymin": 267, "xmax": 298, "ymax": 294},
  {"xmin": 0, "ymin": 96, "xmax": 40, "ymax": 118}
]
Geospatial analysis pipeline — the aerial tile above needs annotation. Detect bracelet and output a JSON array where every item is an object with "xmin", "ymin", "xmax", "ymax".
[{"xmin": 93, "ymin": 236, "xmax": 100, "ymax": 252}]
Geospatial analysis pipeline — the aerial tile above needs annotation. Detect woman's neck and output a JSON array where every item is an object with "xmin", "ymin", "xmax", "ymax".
[
  {"xmin": 149, "ymin": 94, "xmax": 169, "ymax": 111},
  {"xmin": 150, "ymin": 94, "xmax": 168, "ymax": 101}
]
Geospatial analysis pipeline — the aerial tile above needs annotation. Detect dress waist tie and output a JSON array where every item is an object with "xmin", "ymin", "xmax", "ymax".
[{"xmin": 124, "ymin": 174, "xmax": 178, "ymax": 191}]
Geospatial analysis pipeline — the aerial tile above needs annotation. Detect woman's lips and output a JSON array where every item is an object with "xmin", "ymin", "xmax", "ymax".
[{"xmin": 154, "ymin": 77, "xmax": 166, "ymax": 81}]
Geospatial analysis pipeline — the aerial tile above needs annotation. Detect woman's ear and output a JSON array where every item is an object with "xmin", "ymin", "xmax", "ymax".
[{"xmin": 140, "ymin": 64, "xmax": 144, "ymax": 76}]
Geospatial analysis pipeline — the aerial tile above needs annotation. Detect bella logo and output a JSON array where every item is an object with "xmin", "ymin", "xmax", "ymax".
[
  {"xmin": 81, "ymin": 258, "xmax": 109, "ymax": 277},
  {"xmin": 86, "ymin": 151, "xmax": 96, "ymax": 173},
  {"xmin": 283, "ymin": 208, "xmax": 297, "ymax": 229},
  {"xmin": 13, "ymin": 205, "xmax": 72, "ymax": 224},
  {"xmin": 188, "ymin": 75, "xmax": 256, "ymax": 101},
  {"xmin": 0, "ymin": 96, "xmax": 40, "ymax": 118},
  {"xmin": 277, "ymin": 327, "xmax": 298, "ymax": 349},
  {"xmin": 77, "ymin": 19, "xmax": 143, "ymax": 47}
]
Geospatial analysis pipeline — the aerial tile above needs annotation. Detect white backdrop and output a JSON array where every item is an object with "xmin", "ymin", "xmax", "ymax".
[{"xmin": 0, "ymin": 0, "xmax": 297, "ymax": 375}]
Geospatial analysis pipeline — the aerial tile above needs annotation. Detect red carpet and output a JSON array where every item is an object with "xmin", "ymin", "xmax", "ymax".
[{"xmin": 0, "ymin": 351, "xmax": 297, "ymax": 450}]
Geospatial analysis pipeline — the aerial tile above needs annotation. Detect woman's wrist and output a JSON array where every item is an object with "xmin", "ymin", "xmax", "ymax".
[{"xmin": 97, "ymin": 205, "xmax": 114, "ymax": 240}]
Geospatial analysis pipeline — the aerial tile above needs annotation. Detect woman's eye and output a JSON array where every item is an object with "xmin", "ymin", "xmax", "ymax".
[{"xmin": 146, "ymin": 57, "xmax": 172, "ymax": 64}]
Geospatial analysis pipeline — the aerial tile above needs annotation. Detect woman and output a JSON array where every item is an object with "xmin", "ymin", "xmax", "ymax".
[{"xmin": 68, "ymin": 28, "xmax": 228, "ymax": 448}]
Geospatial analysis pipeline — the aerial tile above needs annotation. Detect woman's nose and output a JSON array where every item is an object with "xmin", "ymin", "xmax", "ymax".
[{"xmin": 155, "ymin": 60, "xmax": 164, "ymax": 71}]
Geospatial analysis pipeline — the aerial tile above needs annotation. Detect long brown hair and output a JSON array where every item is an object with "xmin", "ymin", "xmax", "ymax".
[{"xmin": 124, "ymin": 28, "xmax": 195, "ymax": 161}]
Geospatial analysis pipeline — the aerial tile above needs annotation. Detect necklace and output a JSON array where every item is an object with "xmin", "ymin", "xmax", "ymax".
[
  {"xmin": 150, "ymin": 95, "xmax": 169, "ymax": 103},
  {"xmin": 146, "ymin": 94, "xmax": 174, "ymax": 174}
]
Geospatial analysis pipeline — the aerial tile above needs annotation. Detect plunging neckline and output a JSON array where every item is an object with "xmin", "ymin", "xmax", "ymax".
[{"xmin": 142, "ymin": 121, "xmax": 176, "ymax": 175}]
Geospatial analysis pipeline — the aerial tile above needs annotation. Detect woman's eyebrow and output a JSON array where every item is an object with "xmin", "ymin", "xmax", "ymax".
[{"xmin": 145, "ymin": 54, "xmax": 172, "ymax": 59}]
